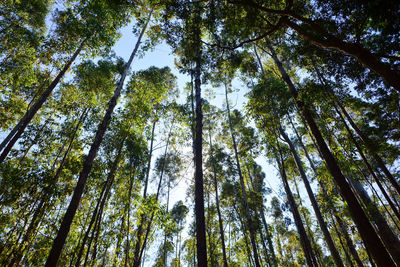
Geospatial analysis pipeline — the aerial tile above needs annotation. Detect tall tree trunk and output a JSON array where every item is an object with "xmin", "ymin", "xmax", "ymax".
[
  {"xmin": 266, "ymin": 41, "xmax": 395, "ymax": 267},
  {"xmin": 233, "ymin": 204, "xmax": 254, "ymax": 266},
  {"xmin": 44, "ymin": 15, "xmax": 150, "ymax": 266},
  {"xmin": 132, "ymin": 121, "xmax": 174, "ymax": 267},
  {"xmin": 0, "ymin": 39, "xmax": 86, "ymax": 163},
  {"xmin": 224, "ymin": 81, "xmax": 261, "ymax": 267},
  {"xmin": 132, "ymin": 120, "xmax": 158, "ymax": 267},
  {"xmin": 74, "ymin": 136, "xmax": 126, "ymax": 267},
  {"xmin": 246, "ymin": 164, "xmax": 278, "ymax": 267},
  {"xmin": 331, "ymin": 107, "xmax": 400, "ymax": 222},
  {"xmin": 275, "ymin": 144, "xmax": 318, "ymax": 267},
  {"xmin": 256, "ymin": 45, "xmax": 341, "ymax": 266},
  {"xmin": 208, "ymin": 130, "xmax": 228, "ymax": 267},
  {"xmin": 278, "ymin": 124, "xmax": 344, "ymax": 267},
  {"xmin": 192, "ymin": 4, "xmax": 208, "ymax": 266},
  {"xmin": 313, "ymin": 64, "xmax": 400, "ymax": 199},
  {"xmin": 347, "ymin": 176, "xmax": 400, "ymax": 264},
  {"xmin": 331, "ymin": 213, "xmax": 364, "ymax": 267}
]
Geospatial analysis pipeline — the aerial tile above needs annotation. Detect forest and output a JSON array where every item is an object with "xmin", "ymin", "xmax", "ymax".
[{"xmin": 1, "ymin": 0, "xmax": 400, "ymax": 266}]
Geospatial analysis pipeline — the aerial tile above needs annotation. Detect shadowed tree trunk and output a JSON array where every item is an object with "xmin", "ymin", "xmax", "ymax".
[
  {"xmin": 275, "ymin": 143, "xmax": 318, "ymax": 267},
  {"xmin": 278, "ymin": 123, "xmax": 344, "ymax": 267},
  {"xmin": 192, "ymin": 4, "xmax": 208, "ymax": 266}
]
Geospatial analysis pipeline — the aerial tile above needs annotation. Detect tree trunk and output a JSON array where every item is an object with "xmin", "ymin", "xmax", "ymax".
[
  {"xmin": 133, "ymin": 123, "xmax": 174, "ymax": 267},
  {"xmin": 74, "ymin": 137, "xmax": 126, "ymax": 266},
  {"xmin": 275, "ymin": 145, "xmax": 318, "ymax": 267},
  {"xmin": 44, "ymin": 14, "xmax": 150, "ymax": 266},
  {"xmin": 278, "ymin": 124, "xmax": 344, "ymax": 267},
  {"xmin": 0, "ymin": 39, "xmax": 86, "ymax": 163},
  {"xmin": 224, "ymin": 81, "xmax": 261, "ymax": 267},
  {"xmin": 313, "ymin": 64, "xmax": 400, "ymax": 199},
  {"xmin": 347, "ymin": 176, "xmax": 400, "ymax": 265},
  {"xmin": 192, "ymin": 5, "xmax": 208, "ymax": 266},
  {"xmin": 208, "ymin": 130, "xmax": 228, "ymax": 267},
  {"xmin": 266, "ymin": 41, "xmax": 395, "ymax": 267}
]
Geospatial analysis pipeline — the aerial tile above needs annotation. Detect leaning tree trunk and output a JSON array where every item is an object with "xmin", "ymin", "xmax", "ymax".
[
  {"xmin": 275, "ymin": 144, "xmax": 318, "ymax": 267},
  {"xmin": 278, "ymin": 124, "xmax": 344, "ymax": 267},
  {"xmin": 266, "ymin": 40, "xmax": 396, "ymax": 267},
  {"xmin": 313, "ymin": 64, "xmax": 400, "ymax": 199},
  {"xmin": 132, "ymin": 122, "xmax": 174, "ymax": 267},
  {"xmin": 74, "ymin": 135, "xmax": 126, "ymax": 267},
  {"xmin": 224, "ymin": 81, "xmax": 261, "ymax": 267},
  {"xmin": 44, "ymin": 14, "xmax": 150, "ymax": 266},
  {"xmin": 0, "ymin": 39, "xmax": 86, "ymax": 164},
  {"xmin": 255, "ymin": 45, "xmax": 340, "ymax": 267}
]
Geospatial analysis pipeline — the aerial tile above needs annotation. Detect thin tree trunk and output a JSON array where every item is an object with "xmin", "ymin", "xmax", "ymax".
[
  {"xmin": 132, "ymin": 121, "xmax": 157, "ymax": 267},
  {"xmin": 278, "ymin": 124, "xmax": 344, "ymax": 267},
  {"xmin": 132, "ymin": 121, "xmax": 174, "ymax": 267},
  {"xmin": 224, "ymin": 80, "xmax": 261, "ymax": 267},
  {"xmin": 266, "ymin": 41, "xmax": 395, "ymax": 267},
  {"xmin": 44, "ymin": 15, "xmax": 150, "ymax": 266},
  {"xmin": 246, "ymin": 164, "xmax": 278, "ymax": 267},
  {"xmin": 347, "ymin": 176, "xmax": 400, "ymax": 265},
  {"xmin": 75, "ymin": 136, "xmax": 126, "ymax": 266},
  {"xmin": 193, "ymin": 5, "xmax": 208, "ymax": 266},
  {"xmin": 313, "ymin": 64, "xmax": 400, "ymax": 199},
  {"xmin": 275, "ymin": 144, "xmax": 318, "ymax": 267},
  {"xmin": 0, "ymin": 39, "xmax": 86, "ymax": 163},
  {"xmin": 208, "ymin": 130, "xmax": 228, "ymax": 267}
]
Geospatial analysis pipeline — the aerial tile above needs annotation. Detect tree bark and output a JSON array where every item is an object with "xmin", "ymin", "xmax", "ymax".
[
  {"xmin": 193, "ymin": 4, "xmax": 208, "ymax": 266},
  {"xmin": 278, "ymin": 124, "xmax": 344, "ymax": 267}
]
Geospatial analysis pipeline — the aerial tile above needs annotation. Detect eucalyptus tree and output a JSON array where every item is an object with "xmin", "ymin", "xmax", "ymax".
[
  {"xmin": 0, "ymin": 0, "xmax": 138, "ymax": 163},
  {"xmin": 157, "ymin": 0, "xmax": 209, "ymax": 264},
  {"xmin": 44, "ymin": 10, "xmax": 154, "ymax": 264},
  {"xmin": 258, "ymin": 40, "xmax": 396, "ymax": 266}
]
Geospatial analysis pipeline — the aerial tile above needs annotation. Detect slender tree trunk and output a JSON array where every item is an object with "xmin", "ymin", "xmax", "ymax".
[
  {"xmin": 347, "ymin": 176, "xmax": 400, "ymax": 264},
  {"xmin": 246, "ymin": 164, "xmax": 278, "ymax": 267},
  {"xmin": 335, "ymin": 214, "xmax": 365, "ymax": 267},
  {"xmin": 224, "ymin": 81, "xmax": 261, "ymax": 267},
  {"xmin": 327, "ymin": 101, "xmax": 399, "ymax": 223},
  {"xmin": 278, "ymin": 124, "xmax": 344, "ymax": 267},
  {"xmin": 313, "ymin": 64, "xmax": 400, "ymax": 199},
  {"xmin": 0, "ymin": 39, "xmax": 86, "ymax": 163},
  {"xmin": 75, "ymin": 137, "xmax": 126, "ymax": 266},
  {"xmin": 208, "ymin": 130, "xmax": 228, "ymax": 267},
  {"xmin": 234, "ymin": 204, "xmax": 254, "ymax": 266},
  {"xmin": 266, "ymin": 41, "xmax": 395, "ymax": 267},
  {"xmin": 275, "ymin": 145, "xmax": 318, "ymax": 267},
  {"xmin": 44, "ymin": 15, "xmax": 150, "ymax": 266},
  {"xmin": 132, "ymin": 122, "xmax": 174, "ymax": 267},
  {"xmin": 192, "ymin": 5, "xmax": 208, "ymax": 266},
  {"xmin": 124, "ymin": 159, "xmax": 136, "ymax": 266},
  {"xmin": 132, "ymin": 120, "xmax": 157, "ymax": 267}
]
